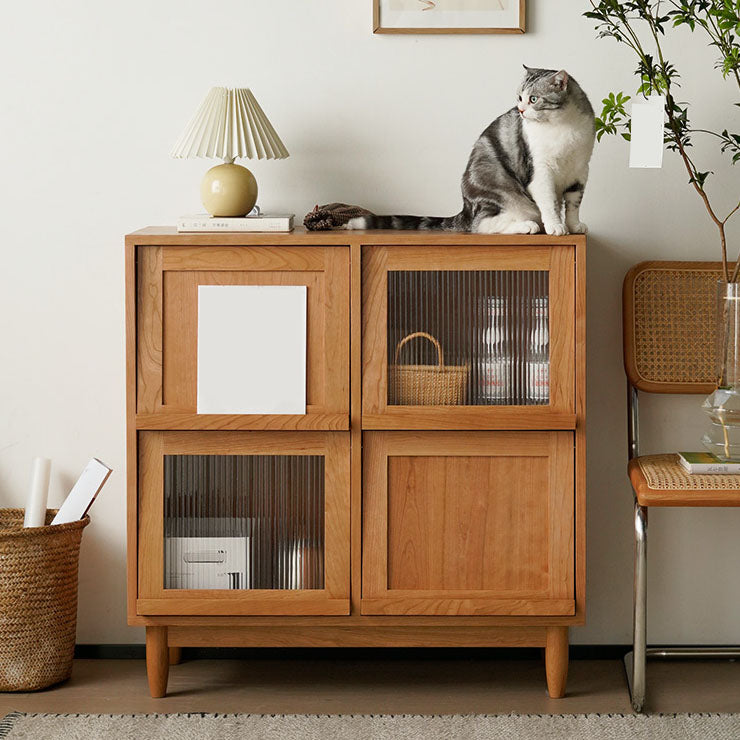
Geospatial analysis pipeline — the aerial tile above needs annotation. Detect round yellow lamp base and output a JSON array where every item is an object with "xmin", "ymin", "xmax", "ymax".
[{"xmin": 200, "ymin": 163, "xmax": 258, "ymax": 217}]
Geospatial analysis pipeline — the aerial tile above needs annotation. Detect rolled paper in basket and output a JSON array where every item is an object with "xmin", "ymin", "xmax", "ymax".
[{"xmin": 24, "ymin": 457, "xmax": 51, "ymax": 528}]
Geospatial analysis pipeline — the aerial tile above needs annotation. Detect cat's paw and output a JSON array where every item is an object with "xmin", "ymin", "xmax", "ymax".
[
  {"xmin": 567, "ymin": 221, "xmax": 588, "ymax": 234},
  {"xmin": 544, "ymin": 221, "xmax": 567, "ymax": 236},
  {"xmin": 475, "ymin": 216, "xmax": 503, "ymax": 234},
  {"xmin": 346, "ymin": 217, "xmax": 367, "ymax": 230},
  {"xmin": 505, "ymin": 220, "xmax": 541, "ymax": 234}
]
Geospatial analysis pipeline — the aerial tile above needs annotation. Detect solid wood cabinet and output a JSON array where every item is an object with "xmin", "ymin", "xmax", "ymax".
[
  {"xmin": 362, "ymin": 431, "xmax": 574, "ymax": 616},
  {"xmin": 136, "ymin": 245, "xmax": 349, "ymax": 431},
  {"xmin": 126, "ymin": 227, "xmax": 585, "ymax": 699}
]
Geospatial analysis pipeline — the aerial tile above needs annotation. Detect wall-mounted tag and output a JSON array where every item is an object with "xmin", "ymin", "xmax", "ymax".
[{"xmin": 629, "ymin": 95, "xmax": 665, "ymax": 168}]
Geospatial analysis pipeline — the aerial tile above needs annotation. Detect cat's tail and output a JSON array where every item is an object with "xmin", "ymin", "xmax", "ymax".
[
  {"xmin": 347, "ymin": 213, "xmax": 462, "ymax": 231},
  {"xmin": 302, "ymin": 203, "xmax": 466, "ymax": 231}
]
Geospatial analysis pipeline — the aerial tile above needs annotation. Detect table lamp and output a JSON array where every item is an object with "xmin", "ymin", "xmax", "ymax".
[{"xmin": 171, "ymin": 87, "xmax": 289, "ymax": 217}]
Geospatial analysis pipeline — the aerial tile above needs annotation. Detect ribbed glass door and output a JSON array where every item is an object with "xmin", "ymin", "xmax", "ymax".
[
  {"xmin": 164, "ymin": 455, "xmax": 324, "ymax": 591},
  {"xmin": 137, "ymin": 431, "xmax": 350, "ymax": 616},
  {"xmin": 361, "ymin": 245, "xmax": 575, "ymax": 429},
  {"xmin": 388, "ymin": 270, "xmax": 550, "ymax": 406}
]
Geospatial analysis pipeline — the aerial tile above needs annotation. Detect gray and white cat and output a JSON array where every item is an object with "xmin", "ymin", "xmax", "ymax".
[{"xmin": 348, "ymin": 66, "xmax": 595, "ymax": 235}]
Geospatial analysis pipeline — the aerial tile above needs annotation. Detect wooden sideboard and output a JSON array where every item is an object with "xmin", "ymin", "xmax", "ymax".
[{"xmin": 125, "ymin": 227, "xmax": 586, "ymax": 698}]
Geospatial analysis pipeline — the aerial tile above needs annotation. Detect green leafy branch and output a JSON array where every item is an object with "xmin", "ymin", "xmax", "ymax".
[
  {"xmin": 585, "ymin": 0, "xmax": 740, "ymax": 280},
  {"xmin": 670, "ymin": 0, "xmax": 740, "ymax": 85},
  {"xmin": 596, "ymin": 92, "xmax": 632, "ymax": 140}
]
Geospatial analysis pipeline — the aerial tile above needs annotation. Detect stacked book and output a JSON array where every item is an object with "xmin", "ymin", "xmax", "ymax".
[
  {"xmin": 677, "ymin": 452, "xmax": 740, "ymax": 474},
  {"xmin": 177, "ymin": 214, "xmax": 294, "ymax": 233}
]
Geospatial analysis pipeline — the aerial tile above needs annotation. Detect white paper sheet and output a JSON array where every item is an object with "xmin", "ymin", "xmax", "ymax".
[
  {"xmin": 629, "ymin": 95, "xmax": 665, "ymax": 168},
  {"xmin": 197, "ymin": 285, "xmax": 307, "ymax": 415},
  {"xmin": 24, "ymin": 457, "xmax": 51, "ymax": 527},
  {"xmin": 51, "ymin": 458, "xmax": 112, "ymax": 525}
]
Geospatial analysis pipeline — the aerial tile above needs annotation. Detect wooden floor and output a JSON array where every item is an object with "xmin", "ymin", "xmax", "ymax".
[{"xmin": 1, "ymin": 654, "xmax": 739, "ymax": 716}]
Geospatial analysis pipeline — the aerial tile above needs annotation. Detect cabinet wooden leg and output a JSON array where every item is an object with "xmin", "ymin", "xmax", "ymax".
[
  {"xmin": 545, "ymin": 626, "xmax": 569, "ymax": 698},
  {"xmin": 168, "ymin": 646, "xmax": 182, "ymax": 666},
  {"xmin": 146, "ymin": 626, "xmax": 169, "ymax": 698}
]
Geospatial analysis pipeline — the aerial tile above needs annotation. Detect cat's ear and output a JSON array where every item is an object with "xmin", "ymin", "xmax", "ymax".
[
  {"xmin": 551, "ymin": 70, "xmax": 569, "ymax": 91},
  {"xmin": 523, "ymin": 64, "xmax": 534, "ymax": 73}
]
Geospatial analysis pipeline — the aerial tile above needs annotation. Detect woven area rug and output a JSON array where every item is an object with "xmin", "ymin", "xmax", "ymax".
[{"xmin": 2, "ymin": 712, "xmax": 740, "ymax": 739}]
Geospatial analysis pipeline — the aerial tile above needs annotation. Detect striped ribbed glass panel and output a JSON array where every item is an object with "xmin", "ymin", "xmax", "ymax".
[
  {"xmin": 387, "ymin": 270, "xmax": 549, "ymax": 406},
  {"xmin": 163, "ymin": 455, "xmax": 324, "ymax": 590}
]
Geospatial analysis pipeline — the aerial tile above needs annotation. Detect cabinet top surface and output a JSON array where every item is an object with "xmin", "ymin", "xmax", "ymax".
[{"xmin": 126, "ymin": 226, "xmax": 586, "ymax": 247}]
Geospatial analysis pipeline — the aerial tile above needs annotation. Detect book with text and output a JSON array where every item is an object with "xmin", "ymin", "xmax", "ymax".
[
  {"xmin": 677, "ymin": 451, "xmax": 740, "ymax": 474},
  {"xmin": 177, "ymin": 214, "xmax": 294, "ymax": 233}
]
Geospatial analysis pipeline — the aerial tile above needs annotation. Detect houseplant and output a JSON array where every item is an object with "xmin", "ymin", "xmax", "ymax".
[{"xmin": 585, "ymin": 0, "xmax": 740, "ymax": 456}]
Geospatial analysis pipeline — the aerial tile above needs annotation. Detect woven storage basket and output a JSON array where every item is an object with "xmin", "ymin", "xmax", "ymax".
[
  {"xmin": 389, "ymin": 331, "xmax": 469, "ymax": 406},
  {"xmin": 0, "ymin": 508, "xmax": 89, "ymax": 691}
]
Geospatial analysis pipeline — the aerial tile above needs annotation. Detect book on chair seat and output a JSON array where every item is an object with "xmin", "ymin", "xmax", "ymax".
[{"xmin": 677, "ymin": 452, "xmax": 740, "ymax": 474}]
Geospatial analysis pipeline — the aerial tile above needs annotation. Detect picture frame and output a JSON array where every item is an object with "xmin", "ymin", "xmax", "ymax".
[{"xmin": 373, "ymin": 0, "xmax": 525, "ymax": 34}]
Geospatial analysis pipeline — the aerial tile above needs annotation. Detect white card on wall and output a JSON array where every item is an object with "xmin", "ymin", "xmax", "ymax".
[
  {"xmin": 629, "ymin": 95, "xmax": 665, "ymax": 168},
  {"xmin": 197, "ymin": 285, "xmax": 307, "ymax": 415}
]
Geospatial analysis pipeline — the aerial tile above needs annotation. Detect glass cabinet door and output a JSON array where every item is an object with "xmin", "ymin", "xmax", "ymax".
[
  {"xmin": 164, "ymin": 454, "xmax": 324, "ymax": 591},
  {"xmin": 137, "ymin": 431, "xmax": 350, "ymax": 616},
  {"xmin": 362, "ymin": 245, "xmax": 575, "ymax": 429}
]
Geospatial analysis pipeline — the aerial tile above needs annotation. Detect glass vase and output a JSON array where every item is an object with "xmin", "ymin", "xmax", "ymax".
[{"xmin": 702, "ymin": 282, "xmax": 740, "ymax": 461}]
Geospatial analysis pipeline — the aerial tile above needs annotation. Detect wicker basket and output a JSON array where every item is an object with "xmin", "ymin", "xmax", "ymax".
[
  {"xmin": 389, "ymin": 331, "xmax": 469, "ymax": 406},
  {"xmin": 0, "ymin": 508, "xmax": 89, "ymax": 691}
]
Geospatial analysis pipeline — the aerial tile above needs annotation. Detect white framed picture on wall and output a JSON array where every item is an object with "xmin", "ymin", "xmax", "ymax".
[{"xmin": 373, "ymin": 0, "xmax": 525, "ymax": 34}]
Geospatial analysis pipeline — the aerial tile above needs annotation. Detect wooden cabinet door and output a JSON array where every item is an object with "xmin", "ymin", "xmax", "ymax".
[
  {"xmin": 362, "ymin": 431, "xmax": 574, "ymax": 616},
  {"xmin": 137, "ymin": 245, "xmax": 349, "ymax": 431},
  {"xmin": 362, "ymin": 245, "xmax": 575, "ymax": 430},
  {"xmin": 137, "ymin": 431, "xmax": 350, "ymax": 616}
]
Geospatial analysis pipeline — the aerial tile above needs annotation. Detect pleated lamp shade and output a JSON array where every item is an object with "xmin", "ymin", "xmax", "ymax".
[
  {"xmin": 171, "ymin": 87, "xmax": 289, "ymax": 162},
  {"xmin": 172, "ymin": 87, "xmax": 289, "ymax": 218}
]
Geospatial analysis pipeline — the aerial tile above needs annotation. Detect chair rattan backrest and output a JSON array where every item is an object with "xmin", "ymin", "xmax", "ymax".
[{"xmin": 623, "ymin": 261, "xmax": 722, "ymax": 393}]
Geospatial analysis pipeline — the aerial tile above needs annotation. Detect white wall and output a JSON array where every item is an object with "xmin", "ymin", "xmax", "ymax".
[{"xmin": 1, "ymin": 1, "xmax": 738, "ymax": 645}]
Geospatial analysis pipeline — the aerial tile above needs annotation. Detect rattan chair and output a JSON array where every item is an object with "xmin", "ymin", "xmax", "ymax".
[{"xmin": 623, "ymin": 260, "xmax": 740, "ymax": 712}]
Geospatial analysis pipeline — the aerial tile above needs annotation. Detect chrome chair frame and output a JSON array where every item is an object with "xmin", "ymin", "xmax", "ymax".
[{"xmin": 624, "ymin": 383, "xmax": 740, "ymax": 712}]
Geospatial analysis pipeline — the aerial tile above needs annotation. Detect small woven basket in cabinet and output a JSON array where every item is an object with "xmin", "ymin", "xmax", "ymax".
[{"xmin": 389, "ymin": 331, "xmax": 469, "ymax": 406}]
